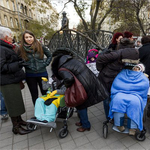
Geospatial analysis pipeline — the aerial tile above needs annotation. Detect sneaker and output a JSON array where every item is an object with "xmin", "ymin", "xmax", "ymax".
[
  {"xmin": 129, "ymin": 129, "xmax": 136, "ymax": 136},
  {"xmin": 117, "ymin": 126, "xmax": 125, "ymax": 132},
  {"xmin": 1, "ymin": 114, "xmax": 9, "ymax": 120}
]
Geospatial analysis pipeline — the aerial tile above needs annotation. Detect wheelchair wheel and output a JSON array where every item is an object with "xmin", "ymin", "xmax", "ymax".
[
  {"xmin": 135, "ymin": 132, "xmax": 146, "ymax": 141},
  {"xmin": 59, "ymin": 128, "xmax": 68, "ymax": 138},
  {"xmin": 103, "ymin": 124, "xmax": 108, "ymax": 139},
  {"xmin": 27, "ymin": 123, "xmax": 37, "ymax": 131}
]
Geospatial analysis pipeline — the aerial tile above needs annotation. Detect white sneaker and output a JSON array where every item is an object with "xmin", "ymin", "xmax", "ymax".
[{"xmin": 1, "ymin": 114, "xmax": 9, "ymax": 120}]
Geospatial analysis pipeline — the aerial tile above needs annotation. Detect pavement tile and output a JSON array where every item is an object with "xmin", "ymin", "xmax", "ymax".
[
  {"xmin": 139, "ymin": 137, "xmax": 150, "ymax": 150},
  {"xmin": 70, "ymin": 130, "xmax": 84, "ymax": 139},
  {"xmin": 74, "ymin": 135, "xmax": 89, "ymax": 147},
  {"xmin": 103, "ymin": 133, "xmax": 118, "ymax": 145},
  {"xmin": 13, "ymin": 134, "xmax": 27, "ymax": 143},
  {"xmin": 91, "ymin": 138, "xmax": 107, "ymax": 149},
  {"xmin": 13, "ymin": 139, "xmax": 28, "ymax": 149},
  {"xmin": 0, "ymin": 145, "xmax": 12, "ymax": 150},
  {"xmin": 29, "ymin": 142, "xmax": 45, "ymax": 150},
  {"xmin": 85, "ymin": 131, "xmax": 100, "ymax": 142},
  {"xmin": 42, "ymin": 131, "xmax": 57, "ymax": 141},
  {"xmin": 0, "ymin": 137, "xmax": 13, "ymax": 148},
  {"xmin": 58, "ymin": 133, "xmax": 73, "ymax": 144},
  {"xmin": 128, "ymin": 143, "xmax": 145, "ymax": 150},
  {"xmin": 61, "ymin": 140, "xmax": 76, "ymax": 150},
  {"xmin": 28, "ymin": 135, "xmax": 43, "ymax": 147},
  {"xmin": 28, "ymin": 128, "xmax": 42, "ymax": 138},
  {"xmin": 120, "ymin": 136, "xmax": 137, "ymax": 148},
  {"xmin": 0, "ymin": 131, "xmax": 13, "ymax": 141},
  {"xmin": 109, "ymin": 140, "xmax": 127, "ymax": 150},
  {"xmin": 44, "ymin": 138, "xmax": 60, "ymax": 149},
  {"xmin": 0, "ymin": 125, "xmax": 12, "ymax": 134},
  {"xmin": 77, "ymin": 143, "xmax": 95, "ymax": 150}
]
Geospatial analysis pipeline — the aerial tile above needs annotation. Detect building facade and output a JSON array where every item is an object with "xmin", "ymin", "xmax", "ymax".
[
  {"xmin": 0, "ymin": 0, "xmax": 33, "ymax": 41},
  {"xmin": 0, "ymin": 0, "xmax": 58, "ymax": 41}
]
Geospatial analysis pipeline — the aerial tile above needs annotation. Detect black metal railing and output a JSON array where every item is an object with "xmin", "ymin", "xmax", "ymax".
[{"xmin": 48, "ymin": 29, "xmax": 113, "ymax": 61}]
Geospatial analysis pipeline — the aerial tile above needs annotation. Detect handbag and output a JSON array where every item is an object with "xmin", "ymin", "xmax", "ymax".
[{"xmin": 59, "ymin": 68, "xmax": 87, "ymax": 107}]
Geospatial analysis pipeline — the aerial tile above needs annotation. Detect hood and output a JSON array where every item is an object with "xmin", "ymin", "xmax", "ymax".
[{"xmin": 51, "ymin": 54, "xmax": 72, "ymax": 79}]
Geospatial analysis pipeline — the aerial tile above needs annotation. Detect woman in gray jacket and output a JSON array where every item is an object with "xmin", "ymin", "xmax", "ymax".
[{"xmin": 19, "ymin": 30, "xmax": 52, "ymax": 105}]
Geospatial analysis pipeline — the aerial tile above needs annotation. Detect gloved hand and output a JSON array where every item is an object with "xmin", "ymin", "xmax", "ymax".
[
  {"xmin": 49, "ymin": 90, "xmax": 57, "ymax": 97},
  {"xmin": 42, "ymin": 77, "xmax": 48, "ymax": 82}
]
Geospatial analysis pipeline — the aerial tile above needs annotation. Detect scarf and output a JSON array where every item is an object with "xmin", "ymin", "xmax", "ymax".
[{"xmin": 1, "ymin": 39, "xmax": 16, "ymax": 49}]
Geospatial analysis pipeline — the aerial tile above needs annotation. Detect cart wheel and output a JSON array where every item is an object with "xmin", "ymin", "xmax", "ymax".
[
  {"xmin": 135, "ymin": 132, "xmax": 146, "ymax": 141},
  {"xmin": 103, "ymin": 124, "xmax": 108, "ymax": 139},
  {"xmin": 59, "ymin": 128, "xmax": 68, "ymax": 138},
  {"xmin": 27, "ymin": 123, "xmax": 37, "ymax": 131}
]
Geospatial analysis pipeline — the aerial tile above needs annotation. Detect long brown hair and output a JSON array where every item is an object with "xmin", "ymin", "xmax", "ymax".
[{"xmin": 19, "ymin": 30, "xmax": 44, "ymax": 60}]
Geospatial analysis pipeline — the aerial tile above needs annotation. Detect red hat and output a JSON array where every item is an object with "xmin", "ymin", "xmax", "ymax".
[{"xmin": 123, "ymin": 31, "xmax": 133, "ymax": 38}]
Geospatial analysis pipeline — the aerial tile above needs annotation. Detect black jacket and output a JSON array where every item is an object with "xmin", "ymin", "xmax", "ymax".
[
  {"xmin": 0, "ymin": 40, "xmax": 25, "ymax": 85},
  {"xmin": 96, "ymin": 48, "xmax": 139, "ymax": 92},
  {"xmin": 139, "ymin": 43, "xmax": 150, "ymax": 78},
  {"xmin": 51, "ymin": 55, "xmax": 109, "ymax": 110}
]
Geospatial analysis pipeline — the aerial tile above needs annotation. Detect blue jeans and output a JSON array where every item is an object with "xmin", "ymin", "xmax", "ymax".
[
  {"xmin": 0, "ymin": 92, "xmax": 7, "ymax": 116},
  {"xmin": 114, "ymin": 112, "xmax": 138, "ymax": 129},
  {"xmin": 77, "ymin": 108, "xmax": 91, "ymax": 128},
  {"xmin": 103, "ymin": 96, "xmax": 111, "ymax": 120}
]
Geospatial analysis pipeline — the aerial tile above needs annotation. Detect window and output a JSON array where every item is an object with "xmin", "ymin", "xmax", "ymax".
[
  {"xmin": 4, "ymin": 15, "xmax": 8, "ymax": 26},
  {"xmin": 24, "ymin": 6, "xmax": 27, "ymax": 15},
  {"xmin": 0, "ymin": 17, "xmax": 2, "ymax": 25},
  {"xmin": 10, "ymin": 17, "xmax": 14, "ymax": 27},
  {"xmin": 20, "ymin": 4, "xmax": 24, "ymax": 13},
  {"xmin": 6, "ymin": 0, "xmax": 10, "ymax": 9},
  {"xmin": 12, "ymin": 1, "xmax": 15, "ymax": 11},
  {"xmin": 0, "ymin": 0, "xmax": 4, "ymax": 6},
  {"xmin": 29, "ymin": 9, "xmax": 32, "ymax": 17},
  {"xmin": 15, "ymin": 18, "xmax": 19, "ymax": 28}
]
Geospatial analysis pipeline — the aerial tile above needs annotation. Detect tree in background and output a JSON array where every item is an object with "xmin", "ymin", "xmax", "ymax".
[
  {"xmin": 24, "ymin": 0, "xmax": 58, "ymax": 43},
  {"xmin": 109, "ymin": 0, "xmax": 149, "ymax": 35},
  {"xmin": 62, "ymin": 0, "xmax": 115, "ymax": 32}
]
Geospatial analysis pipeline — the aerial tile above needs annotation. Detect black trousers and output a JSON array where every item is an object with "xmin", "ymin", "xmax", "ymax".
[{"xmin": 26, "ymin": 76, "xmax": 48, "ymax": 105}]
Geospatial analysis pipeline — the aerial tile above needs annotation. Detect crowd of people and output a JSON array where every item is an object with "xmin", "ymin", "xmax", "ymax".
[{"xmin": 0, "ymin": 26, "xmax": 150, "ymax": 138}]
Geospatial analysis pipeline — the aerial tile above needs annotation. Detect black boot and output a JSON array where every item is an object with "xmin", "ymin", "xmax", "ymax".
[
  {"xmin": 11, "ymin": 117, "xmax": 32, "ymax": 135},
  {"xmin": 17, "ymin": 116, "xmax": 27, "ymax": 126}
]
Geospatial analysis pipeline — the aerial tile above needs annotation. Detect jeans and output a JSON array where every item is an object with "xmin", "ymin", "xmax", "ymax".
[
  {"xmin": 0, "ymin": 92, "xmax": 7, "ymax": 116},
  {"xmin": 77, "ymin": 108, "xmax": 91, "ymax": 128},
  {"xmin": 103, "ymin": 96, "xmax": 111, "ymax": 120},
  {"xmin": 114, "ymin": 112, "xmax": 138, "ymax": 129}
]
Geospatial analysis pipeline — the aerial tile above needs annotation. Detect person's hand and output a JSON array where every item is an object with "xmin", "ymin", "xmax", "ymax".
[
  {"xmin": 42, "ymin": 77, "xmax": 48, "ymax": 82},
  {"xmin": 49, "ymin": 90, "xmax": 57, "ymax": 97}
]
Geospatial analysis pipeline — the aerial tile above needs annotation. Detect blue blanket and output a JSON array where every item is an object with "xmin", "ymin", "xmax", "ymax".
[{"xmin": 109, "ymin": 69, "xmax": 149, "ymax": 131}]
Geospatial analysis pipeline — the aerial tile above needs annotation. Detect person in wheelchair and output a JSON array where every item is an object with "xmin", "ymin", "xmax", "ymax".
[
  {"xmin": 32, "ymin": 75, "xmax": 66, "ymax": 123},
  {"xmin": 108, "ymin": 63, "xmax": 149, "ymax": 135}
]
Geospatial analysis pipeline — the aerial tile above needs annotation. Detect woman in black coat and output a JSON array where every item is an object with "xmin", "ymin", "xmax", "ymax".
[
  {"xmin": 0, "ymin": 27, "xmax": 31, "ymax": 135},
  {"xmin": 51, "ymin": 50, "xmax": 109, "ymax": 132}
]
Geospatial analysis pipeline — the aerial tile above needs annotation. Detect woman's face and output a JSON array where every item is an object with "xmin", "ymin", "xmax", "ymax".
[
  {"xmin": 24, "ymin": 33, "xmax": 34, "ymax": 45},
  {"xmin": 116, "ymin": 36, "xmax": 123, "ymax": 43},
  {"xmin": 6, "ymin": 33, "xmax": 13, "ymax": 43}
]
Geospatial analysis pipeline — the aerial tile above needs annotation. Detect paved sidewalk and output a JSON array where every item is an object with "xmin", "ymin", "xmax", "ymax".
[{"xmin": 1, "ymin": 85, "xmax": 150, "ymax": 150}]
